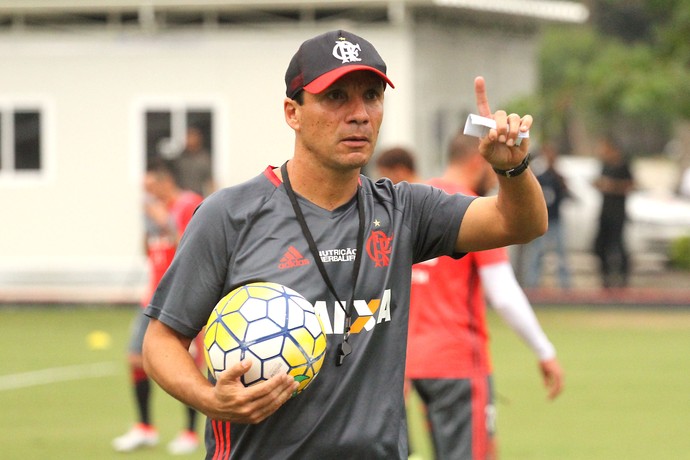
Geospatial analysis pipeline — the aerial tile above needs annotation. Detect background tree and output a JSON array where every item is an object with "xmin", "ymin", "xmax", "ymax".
[{"xmin": 530, "ymin": 0, "xmax": 690, "ymax": 159}]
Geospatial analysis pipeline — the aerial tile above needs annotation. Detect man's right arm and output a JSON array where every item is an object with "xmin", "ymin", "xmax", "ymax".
[{"xmin": 143, "ymin": 318, "xmax": 298, "ymax": 423}]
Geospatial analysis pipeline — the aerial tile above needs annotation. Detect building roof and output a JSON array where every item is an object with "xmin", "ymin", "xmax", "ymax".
[{"xmin": 0, "ymin": 0, "xmax": 588, "ymax": 32}]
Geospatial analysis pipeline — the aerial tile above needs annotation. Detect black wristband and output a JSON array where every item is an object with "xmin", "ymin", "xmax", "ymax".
[{"xmin": 493, "ymin": 154, "xmax": 531, "ymax": 178}]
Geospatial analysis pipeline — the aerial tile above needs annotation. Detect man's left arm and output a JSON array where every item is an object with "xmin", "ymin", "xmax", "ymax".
[
  {"xmin": 479, "ymin": 260, "xmax": 564, "ymax": 400},
  {"xmin": 457, "ymin": 167, "xmax": 547, "ymax": 252},
  {"xmin": 455, "ymin": 77, "xmax": 547, "ymax": 253}
]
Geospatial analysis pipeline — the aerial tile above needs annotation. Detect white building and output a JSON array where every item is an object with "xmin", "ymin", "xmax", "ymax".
[{"xmin": 0, "ymin": 0, "xmax": 587, "ymax": 302}]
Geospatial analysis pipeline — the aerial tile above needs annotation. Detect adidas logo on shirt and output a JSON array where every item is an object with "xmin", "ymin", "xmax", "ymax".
[{"xmin": 279, "ymin": 246, "xmax": 310, "ymax": 269}]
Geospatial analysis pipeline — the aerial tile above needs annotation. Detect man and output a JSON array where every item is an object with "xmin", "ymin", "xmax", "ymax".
[
  {"xmin": 112, "ymin": 158, "xmax": 204, "ymax": 455},
  {"xmin": 593, "ymin": 136, "xmax": 635, "ymax": 288},
  {"xmin": 175, "ymin": 126, "xmax": 215, "ymax": 197},
  {"xmin": 397, "ymin": 134, "xmax": 564, "ymax": 460},
  {"xmin": 525, "ymin": 142, "xmax": 572, "ymax": 289},
  {"xmin": 142, "ymin": 30, "xmax": 546, "ymax": 459}
]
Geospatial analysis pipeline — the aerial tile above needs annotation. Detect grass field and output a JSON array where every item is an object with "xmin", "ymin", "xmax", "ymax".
[{"xmin": 1, "ymin": 305, "xmax": 689, "ymax": 459}]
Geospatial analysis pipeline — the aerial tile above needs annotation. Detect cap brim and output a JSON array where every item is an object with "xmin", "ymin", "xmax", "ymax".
[{"xmin": 303, "ymin": 65, "xmax": 395, "ymax": 94}]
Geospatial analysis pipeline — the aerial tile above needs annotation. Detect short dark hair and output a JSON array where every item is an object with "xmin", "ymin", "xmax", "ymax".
[
  {"xmin": 375, "ymin": 147, "xmax": 417, "ymax": 172},
  {"xmin": 447, "ymin": 131, "xmax": 480, "ymax": 163},
  {"xmin": 147, "ymin": 156, "xmax": 181, "ymax": 187},
  {"xmin": 292, "ymin": 90, "xmax": 304, "ymax": 105}
]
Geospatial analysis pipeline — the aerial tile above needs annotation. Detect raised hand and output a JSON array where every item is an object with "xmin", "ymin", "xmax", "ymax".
[{"xmin": 474, "ymin": 76, "xmax": 532, "ymax": 170}]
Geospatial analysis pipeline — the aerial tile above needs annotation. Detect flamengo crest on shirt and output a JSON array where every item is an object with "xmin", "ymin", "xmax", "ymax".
[
  {"xmin": 366, "ymin": 230, "xmax": 393, "ymax": 267},
  {"xmin": 313, "ymin": 289, "xmax": 392, "ymax": 335}
]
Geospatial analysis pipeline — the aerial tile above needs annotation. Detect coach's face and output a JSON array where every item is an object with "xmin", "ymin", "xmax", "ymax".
[{"xmin": 286, "ymin": 71, "xmax": 385, "ymax": 172}]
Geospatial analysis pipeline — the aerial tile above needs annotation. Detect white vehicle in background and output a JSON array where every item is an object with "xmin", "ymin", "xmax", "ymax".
[{"xmin": 551, "ymin": 155, "xmax": 690, "ymax": 263}]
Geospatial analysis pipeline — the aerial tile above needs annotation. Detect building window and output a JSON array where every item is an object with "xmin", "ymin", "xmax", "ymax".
[
  {"xmin": 15, "ymin": 111, "xmax": 41, "ymax": 170},
  {"xmin": 0, "ymin": 107, "xmax": 42, "ymax": 173},
  {"xmin": 144, "ymin": 108, "xmax": 213, "ymax": 166}
]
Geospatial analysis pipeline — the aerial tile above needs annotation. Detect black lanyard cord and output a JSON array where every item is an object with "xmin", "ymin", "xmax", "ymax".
[{"xmin": 280, "ymin": 162, "xmax": 365, "ymax": 366}]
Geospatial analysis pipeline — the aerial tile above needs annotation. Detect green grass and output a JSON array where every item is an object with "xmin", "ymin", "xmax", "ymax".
[
  {"xmin": 1, "ymin": 305, "xmax": 689, "ymax": 459},
  {"xmin": 408, "ymin": 307, "xmax": 690, "ymax": 460},
  {"xmin": 0, "ymin": 306, "xmax": 194, "ymax": 460}
]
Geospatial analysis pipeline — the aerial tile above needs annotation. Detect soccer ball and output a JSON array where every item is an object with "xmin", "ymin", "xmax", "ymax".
[{"xmin": 203, "ymin": 281, "xmax": 327, "ymax": 395}]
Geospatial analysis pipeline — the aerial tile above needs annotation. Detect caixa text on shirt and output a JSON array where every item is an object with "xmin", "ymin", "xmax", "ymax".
[{"xmin": 313, "ymin": 289, "xmax": 392, "ymax": 335}]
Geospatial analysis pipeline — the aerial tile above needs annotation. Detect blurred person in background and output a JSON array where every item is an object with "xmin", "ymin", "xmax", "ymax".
[
  {"xmin": 524, "ymin": 142, "xmax": 572, "ymax": 289},
  {"xmin": 175, "ymin": 126, "xmax": 215, "ymax": 197},
  {"xmin": 112, "ymin": 158, "xmax": 205, "ymax": 455},
  {"xmin": 593, "ymin": 136, "xmax": 635, "ymax": 289},
  {"xmin": 375, "ymin": 146, "xmax": 420, "ymax": 184},
  {"xmin": 378, "ymin": 134, "xmax": 564, "ymax": 460}
]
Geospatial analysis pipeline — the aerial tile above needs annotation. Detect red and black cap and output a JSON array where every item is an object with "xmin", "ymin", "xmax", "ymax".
[{"xmin": 285, "ymin": 30, "xmax": 395, "ymax": 99}]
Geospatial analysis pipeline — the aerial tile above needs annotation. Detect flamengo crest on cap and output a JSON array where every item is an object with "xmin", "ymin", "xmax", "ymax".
[{"xmin": 333, "ymin": 40, "xmax": 362, "ymax": 64}]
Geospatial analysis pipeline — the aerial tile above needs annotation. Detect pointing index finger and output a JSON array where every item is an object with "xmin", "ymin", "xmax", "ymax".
[{"xmin": 474, "ymin": 76, "xmax": 492, "ymax": 117}]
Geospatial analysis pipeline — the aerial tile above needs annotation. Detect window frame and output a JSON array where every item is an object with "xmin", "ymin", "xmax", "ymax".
[
  {"xmin": 0, "ymin": 99, "xmax": 53, "ymax": 185},
  {"xmin": 131, "ymin": 98, "xmax": 224, "ymax": 186}
]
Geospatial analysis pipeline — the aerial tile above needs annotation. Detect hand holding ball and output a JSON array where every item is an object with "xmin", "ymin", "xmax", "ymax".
[{"xmin": 203, "ymin": 282, "xmax": 327, "ymax": 395}]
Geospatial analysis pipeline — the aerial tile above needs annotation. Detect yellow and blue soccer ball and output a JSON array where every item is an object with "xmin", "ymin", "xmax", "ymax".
[{"xmin": 203, "ymin": 281, "xmax": 327, "ymax": 395}]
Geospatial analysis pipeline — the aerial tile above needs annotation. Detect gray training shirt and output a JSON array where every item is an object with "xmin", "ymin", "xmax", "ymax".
[{"xmin": 145, "ymin": 166, "xmax": 475, "ymax": 459}]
